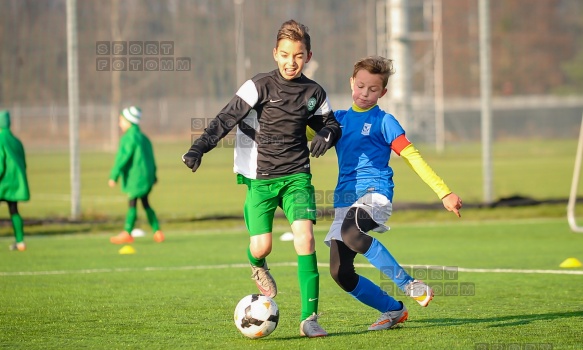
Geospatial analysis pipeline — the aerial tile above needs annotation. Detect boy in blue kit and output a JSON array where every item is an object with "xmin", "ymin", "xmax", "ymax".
[{"xmin": 324, "ymin": 56, "xmax": 462, "ymax": 330}]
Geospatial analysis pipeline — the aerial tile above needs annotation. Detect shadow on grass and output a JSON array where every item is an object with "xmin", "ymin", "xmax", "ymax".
[
  {"xmin": 0, "ymin": 216, "xmax": 249, "ymax": 238},
  {"xmin": 0, "ymin": 199, "xmax": 573, "ymax": 238},
  {"xmin": 415, "ymin": 310, "xmax": 583, "ymax": 328},
  {"xmin": 267, "ymin": 323, "xmax": 410, "ymax": 340},
  {"xmin": 0, "ymin": 218, "xmax": 120, "ymax": 237}
]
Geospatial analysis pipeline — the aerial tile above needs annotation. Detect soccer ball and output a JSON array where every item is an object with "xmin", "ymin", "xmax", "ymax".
[
  {"xmin": 233, "ymin": 294, "xmax": 279, "ymax": 339},
  {"xmin": 130, "ymin": 228, "xmax": 146, "ymax": 237}
]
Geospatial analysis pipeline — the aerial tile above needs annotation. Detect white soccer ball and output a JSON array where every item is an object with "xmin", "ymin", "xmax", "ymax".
[
  {"xmin": 131, "ymin": 228, "xmax": 146, "ymax": 237},
  {"xmin": 234, "ymin": 294, "xmax": 279, "ymax": 339},
  {"xmin": 279, "ymin": 232, "xmax": 294, "ymax": 241}
]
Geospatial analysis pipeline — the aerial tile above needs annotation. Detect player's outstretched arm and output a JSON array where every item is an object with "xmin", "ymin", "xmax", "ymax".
[
  {"xmin": 393, "ymin": 136, "xmax": 462, "ymax": 218},
  {"xmin": 442, "ymin": 192, "xmax": 462, "ymax": 217},
  {"xmin": 182, "ymin": 87, "xmax": 258, "ymax": 172},
  {"xmin": 182, "ymin": 139, "xmax": 203, "ymax": 173},
  {"xmin": 399, "ymin": 143, "xmax": 451, "ymax": 199}
]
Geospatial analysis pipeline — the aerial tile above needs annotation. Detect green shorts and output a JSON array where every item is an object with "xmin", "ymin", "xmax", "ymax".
[{"xmin": 237, "ymin": 173, "xmax": 317, "ymax": 236}]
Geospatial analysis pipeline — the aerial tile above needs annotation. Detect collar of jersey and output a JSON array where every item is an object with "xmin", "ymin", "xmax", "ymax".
[
  {"xmin": 351, "ymin": 103, "xmax": 377, "ymax": 113},
  {"xmin": 274, "ymin": 69, "xmax": 306, "ymax": 85}
]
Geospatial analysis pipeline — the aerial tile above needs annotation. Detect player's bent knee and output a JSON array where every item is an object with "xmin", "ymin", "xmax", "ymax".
[
  {"xmin": 250, "ymin": 243, "xmax": 272, "ymax": 258},
  {"xmin": 250, "ymin": 234, "xmax": 273, "ymax": 258},
  {"xmin": 330, "ymin": 265, "xmax": 358, "ymax": 292},
  {"xmin": 293, "ymin": 235, "xmax": 315, "ymax": 255}
]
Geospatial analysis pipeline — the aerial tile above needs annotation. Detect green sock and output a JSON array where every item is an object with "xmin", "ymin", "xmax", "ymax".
[
  {"xmin": 124, "ymin": 207, "xmax": 137, "ymax": 233},
  {"xmin": 11, "ymin": 214, "xmax": 24, "ymax": 243},
  {"xmin": 298, "ymin": 252, "xmax": 319, "ymax": 320},
  {"xmin": 145, "ymin": 207, "xmax": 160, "ymax": 231},
  {"xmin": 247, "ymin": 246, "xmax": 265, "ymax": 267}
]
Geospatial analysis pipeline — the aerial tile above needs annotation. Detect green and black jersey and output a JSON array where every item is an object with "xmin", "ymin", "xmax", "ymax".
[{"xmin": 192, "ymin": 69, "xmax": 340, "ymax": 179}]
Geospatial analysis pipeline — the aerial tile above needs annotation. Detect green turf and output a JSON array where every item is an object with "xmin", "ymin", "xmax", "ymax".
[
  {"xmin": 4, "ymin": 137, "xmax": 583, "ymax": 238},
  {"xmin": 2, "ymin": 138, "xmax": 582, "ymax": 223},
  {"xmin": 1, "ymin": 139, "xmax": 583, "ymax": 348},
  {"xmin": 1, "ymin": 218, "xmax": 582, "ymax": 349}
]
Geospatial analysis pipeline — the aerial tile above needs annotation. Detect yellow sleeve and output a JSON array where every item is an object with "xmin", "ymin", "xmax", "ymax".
[
  {"xmin": 400, "ymin": 144, "xmax": 452, "ymax": 199},
  {"xmin": 306, "ymin": 126, "xmax": 316, "ymax": 142}
]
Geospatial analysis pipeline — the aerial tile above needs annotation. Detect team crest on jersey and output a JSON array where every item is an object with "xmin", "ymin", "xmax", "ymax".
[
  {"xmin": 361, "ymin": 123, "xmax": 372, "ymax": 135},
  {"xmin": 307, "ymin": 97, "xmax": 317, "ymax": 111}
]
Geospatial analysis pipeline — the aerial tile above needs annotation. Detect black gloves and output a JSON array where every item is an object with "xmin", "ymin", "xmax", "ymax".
[
  {"xmin": 182, "ymin": 148, "xmax": 203, "ymax": 173},
  {"xmin": 310, "ymin": 127, "xmax": 335, "ymax": 158}
]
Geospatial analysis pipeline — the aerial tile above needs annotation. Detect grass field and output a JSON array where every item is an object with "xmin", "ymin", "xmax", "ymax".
[
  {"xmin": 1, "ymin": 218, "xmax": 582, "ymax": 349},
  {"xmin": 1, "ymin": 139, "xmax": 583, "ymax": 349},
  {"xmin": 0, "ymin": 138, "xmax": 581, "ymax": 224}
]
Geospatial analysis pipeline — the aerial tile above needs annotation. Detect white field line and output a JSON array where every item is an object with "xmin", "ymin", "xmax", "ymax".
[{"xmin": 1, "ymin": 262, "xmax": 582, "ymax": 277}]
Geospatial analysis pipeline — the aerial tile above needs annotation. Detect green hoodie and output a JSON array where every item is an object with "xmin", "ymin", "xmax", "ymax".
[
  {"xmin": 0, "ymin": 110, "xmax": 30, "ymax": 201},
  {"xmin": 109, "ymin": 124, "xmax": 157, "ymax": 198}
]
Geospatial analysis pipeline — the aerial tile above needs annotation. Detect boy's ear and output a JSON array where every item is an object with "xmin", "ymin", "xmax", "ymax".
[
  {"xmin": 380, "ymin": 88, "xmax": 388, "ymax": 98},
  {"xmin": 273, "ymin": 47, "xmax": 278, "ymax": 61},
  {"xmin": 305, "ymin": 51, "xmax": 312, "ymax": 63}
]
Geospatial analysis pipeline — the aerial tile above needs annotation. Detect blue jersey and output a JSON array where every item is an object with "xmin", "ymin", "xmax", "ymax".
[{"xmin": 333, "ymin": 105, "xmax": 405, "ymax": 207}]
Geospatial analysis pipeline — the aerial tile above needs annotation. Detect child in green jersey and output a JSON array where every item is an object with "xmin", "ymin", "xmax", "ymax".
[
  {"xmin": 108, "ymin": 106, "xmax": 164, "ymax": 244},
  {"xmin": 0, "ymin": 110, "xmax": 30, "ymax": 252}
]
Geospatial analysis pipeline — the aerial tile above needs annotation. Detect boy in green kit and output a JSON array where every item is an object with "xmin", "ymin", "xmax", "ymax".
[
  {"xmin": 0, "ymin": 110, "xmax": 30, "ymax": 252},
  {"xmin": 182, "ymin": 20, "xmax": 340, "ymax": 337},
  {"xmin": 108, "ymin": 106, "xmax": 164, "ymax": 244}
]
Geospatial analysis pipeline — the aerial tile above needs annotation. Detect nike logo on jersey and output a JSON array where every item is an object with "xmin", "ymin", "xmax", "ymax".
[
  {"xmin": 309, "ymin": 298, "xmax": 318, "ymax": 302},
  {"xmin": 269, "ymin": 98, "xmax": 282, "ymax": 103},
  {"xmin": 324, "ymin": 133, "xmax": 331, "ymax": 142}
]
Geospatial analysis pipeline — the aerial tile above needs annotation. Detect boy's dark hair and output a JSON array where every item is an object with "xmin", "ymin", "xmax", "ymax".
[
  {"xmin": 276, "ymin": 19, "xmax": 311, "ymax": 53},
  {"xmin": 353, "ymin": 56, "xmax": 395, "ymax": 88}
]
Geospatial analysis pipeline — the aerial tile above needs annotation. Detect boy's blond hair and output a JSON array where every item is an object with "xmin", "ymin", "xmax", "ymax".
[
  {"xmin": 352, "ymin": 56, "xmax": 395, "ymax": 88},
  {"xmin": 276, "ymin": 19, "xmax": 311, "ymax": 53}
]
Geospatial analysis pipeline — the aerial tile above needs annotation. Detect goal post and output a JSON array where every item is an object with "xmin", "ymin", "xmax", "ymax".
[{"xmin": 567, "ymin": 112, "xmax": 583, "ymax": 233}]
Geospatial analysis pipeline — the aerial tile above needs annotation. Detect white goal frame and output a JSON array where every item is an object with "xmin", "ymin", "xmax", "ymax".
[{"xmin": 567, "ymin": 112, "xmax": 583, "ymax": 233}]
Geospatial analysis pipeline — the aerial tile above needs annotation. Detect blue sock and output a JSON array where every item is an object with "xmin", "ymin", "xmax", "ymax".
[
  {"xmin": 348, "ymin": 276, "xmax": 402, "ymax": 312},
  {"xmin": 363, "ymin": 238, "xmax": 414, "ymax": 291}
]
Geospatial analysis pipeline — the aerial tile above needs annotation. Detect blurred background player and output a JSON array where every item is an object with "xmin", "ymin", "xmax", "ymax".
[
  {"xmin": 182, "ymin": 20, "xmax": 341, "ymax": 337},
  {"xmin": 0, "ymin": 110, "xmax": 30, "ymax": 252},
  {"xmin": 323, "ymin": 56, "xmax": 462, "ymax": 330},
  {"xmin": 108, "ymin": 106, "xmax": 164, "ymax": 244}
]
